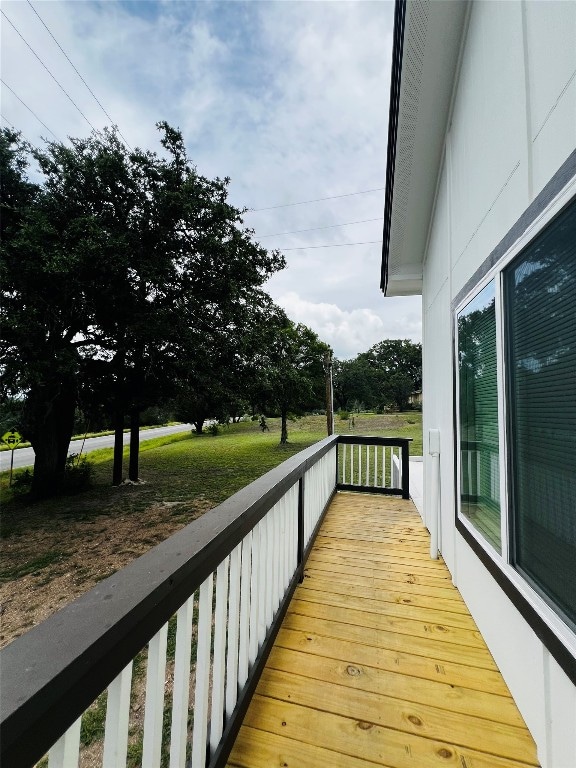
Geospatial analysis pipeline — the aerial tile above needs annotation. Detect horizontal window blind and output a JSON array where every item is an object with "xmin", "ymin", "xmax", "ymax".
[{"xmin": 505, "ymin": 198, "xmax": 576, "ymax": 628}]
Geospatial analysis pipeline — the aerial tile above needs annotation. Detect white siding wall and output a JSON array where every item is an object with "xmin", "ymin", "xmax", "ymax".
[{"xmin": 421, "ymin": 2, "xmax": 576, "ymax": 765}]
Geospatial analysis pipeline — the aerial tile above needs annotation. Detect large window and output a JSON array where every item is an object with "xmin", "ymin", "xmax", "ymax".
[
  {"xmin": 457, "ymin": 281, "xmax": 501, "ymax": 551},
  {"xmin": 456, "ymin": 194, "xmax": 576, "ymax": 631},
  {"xmin": 505, "ymin": 200, "xmax": 576, "ymax": 628}
]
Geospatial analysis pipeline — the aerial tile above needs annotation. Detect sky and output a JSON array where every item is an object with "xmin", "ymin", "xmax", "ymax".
[{"xmin": 1, "ymin": 0, "xmax": 422, "ymax": 359}]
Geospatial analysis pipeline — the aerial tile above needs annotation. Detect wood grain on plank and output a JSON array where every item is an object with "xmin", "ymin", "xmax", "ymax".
[
  {"xmin": 254, "ymin": 667, "xmax": 536, "ymax": 763},
  {"xmin": 241, "ymin": 695, "xmax": 538, "ymax": 768},
  {"xmin": 274, "ymin": 626, "xmax": 509, "ymax": 694}
]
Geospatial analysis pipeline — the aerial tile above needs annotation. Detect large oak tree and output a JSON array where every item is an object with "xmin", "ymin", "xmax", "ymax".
[{"xmin": 0, "ymin": 125, "xmax": 284, "ymax": 497}]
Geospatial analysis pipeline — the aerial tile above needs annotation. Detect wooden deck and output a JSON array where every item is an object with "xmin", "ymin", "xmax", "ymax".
[{"xmin": 227, "ymin": 492, "xmax": 540, "ymax": 768}]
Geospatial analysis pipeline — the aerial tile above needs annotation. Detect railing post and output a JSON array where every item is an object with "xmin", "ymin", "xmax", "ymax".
[
  {"xmin": 401, "ymin": 440, "xmax": 410, "ymax": 500},
  {"xmin": 297, "ymin": 474, "xmax": 305, "ymax": 582}
]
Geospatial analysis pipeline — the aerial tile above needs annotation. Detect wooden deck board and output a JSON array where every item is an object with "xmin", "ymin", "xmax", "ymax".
[{"xmin": 227, "ymin": 492, "xmax": 540, "ymax": 768}]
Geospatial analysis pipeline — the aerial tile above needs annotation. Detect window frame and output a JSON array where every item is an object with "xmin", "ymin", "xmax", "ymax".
[{"xmin": 453, "ymin": 174, "xmax": 576, "ymax": 669}]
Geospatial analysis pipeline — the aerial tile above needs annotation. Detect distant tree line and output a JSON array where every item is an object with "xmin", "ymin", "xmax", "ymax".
[
  {"xmin": 0, "ymin": 125, "xmax": 328, "ymax": 498},
  {"xmin": 334, "ymin": 339, "xmax": 422, "ymax": 413}
]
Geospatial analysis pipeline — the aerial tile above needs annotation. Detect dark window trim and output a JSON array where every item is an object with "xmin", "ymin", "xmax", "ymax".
[
  {"xmin": 455, "ymin": 518, "xmax": 576, "ymax": 686},
  {"xmin": 452, "ymin": 154, "xmax": 576, "ymax": 687},
  {"xmin": 380, "ymin": 0, "xmax": 406, "ymax": 293}
]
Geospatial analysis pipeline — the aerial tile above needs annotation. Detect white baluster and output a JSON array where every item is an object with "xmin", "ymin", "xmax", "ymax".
[
  {"xmin": 248, "ymin": 523, "xmax": 260, "ymax": 665},
  {"xmin": 374, "ymin": 445, "xmax": 378, "ymax": 487},
  {"xmin": 191, "ymin": 574, "xmax": 213, "ymax": 768},
  {"xmin": 169, "ymin": 595, "xmax": 195, "ymax": 768},
  {"xmin": 265, "ymin": 512, "xmax": 274, "ymax": 628},
  {"xmin": 103, "ymin": 660, "xmax": 133, "ymax": 768},
  {"xmin": 257, "ymin": 519, "xmax": 268, "ymax": 645},
  {"xmin": 48, "ymin": 717, "xmax": 81, "ymax": 768},
  {"xmin": 142, "ymin": 624, "xmax": 169, "ymax": 768},
  {"xmin": 365, "ymin": 445, "xmax": 370, "ymax": 486},
  {"xmin": 350, "ymin": 444, "xmax": 354, "ymax": 485},
  {"xmin": 382, "ymin": 445, "xmax": 386, "ymax": 488},
  {"xmin": 210, "ymin": 557, "xmax": 229, "ymax": 754},
  {"xmin": 237, "ymin": 532, "xmax": 252, "ymax": 688},
  {"xmin": 225, "ymin": 544, "xmax": 241, "ymax": 718}
]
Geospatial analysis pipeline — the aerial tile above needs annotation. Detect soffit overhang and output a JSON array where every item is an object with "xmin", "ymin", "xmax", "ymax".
[{"xmin": 381, "ymin": 0, "xmax": 469, "ymax": 297}]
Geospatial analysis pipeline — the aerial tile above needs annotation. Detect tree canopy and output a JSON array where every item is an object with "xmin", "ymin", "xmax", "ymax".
[
  {"xmin": 334, "ymin": 339, "xmax": 421, "ymax": 412},
  {"xmin": 0, "ymin": 124, "xmax": 285, "ymax": 496}
]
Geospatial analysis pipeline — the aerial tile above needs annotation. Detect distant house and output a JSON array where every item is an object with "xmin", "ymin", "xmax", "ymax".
[{"xmin": 381, "ymin": 1, "xmax": 576, "ymax": 765}]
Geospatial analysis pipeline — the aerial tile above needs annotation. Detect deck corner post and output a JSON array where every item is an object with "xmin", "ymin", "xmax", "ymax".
[
  {"xmin": 297, "ymin": 474, "xmax": 305, "ymax": 582},
  {"xmin": 401, "ymin": 440, "xmax": 410, "ymax": 500}
]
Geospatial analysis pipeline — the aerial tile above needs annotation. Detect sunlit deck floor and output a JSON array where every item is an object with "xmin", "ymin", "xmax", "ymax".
[{"xmin": 227, "ymin": 492, "xmax": 540, "ymax": 768}]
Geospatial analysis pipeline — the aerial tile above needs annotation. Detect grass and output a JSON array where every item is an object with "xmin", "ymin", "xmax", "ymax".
[
  {"xmin": 0, "ymin": 550, "xmax": 71, "ymax": 581},
  {"xmin": 0, "ymin": 412, "xmax": 422, "ymax": 530}
]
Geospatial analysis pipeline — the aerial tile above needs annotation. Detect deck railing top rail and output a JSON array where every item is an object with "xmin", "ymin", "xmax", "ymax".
[{"xmin": 0, "ymin": 434, "xmax": 410, "ymax": 768}]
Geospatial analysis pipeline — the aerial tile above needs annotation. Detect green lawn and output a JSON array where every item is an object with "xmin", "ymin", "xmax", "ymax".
[{"xmin": 1, "ymin": 412, "xmax": 422, "ymax": 531}]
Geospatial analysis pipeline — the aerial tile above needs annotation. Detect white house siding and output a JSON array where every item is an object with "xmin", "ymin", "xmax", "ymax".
[{"xmin": 420, "ymin": 2, "xmax": 576, "ymax": 765}]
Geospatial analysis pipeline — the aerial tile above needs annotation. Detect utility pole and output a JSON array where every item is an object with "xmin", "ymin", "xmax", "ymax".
[{"xmin": 324, "ymin": 350, "xmax": 334, "ymax": 436}]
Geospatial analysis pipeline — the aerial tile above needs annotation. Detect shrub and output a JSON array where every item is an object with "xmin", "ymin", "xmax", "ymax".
[
  {"xmin": 62, "ymin": 454, "xmax": 93, "ymax": 493},
  {"xmin": 339, "ymin": 410, "xmax": 349, "ymax": 420},
  {"xmin": 208, "ymin": 423, "xmax": 220, "ymax": 437},
  {"xmin": 11, "ymin": 468, "xmax": 33, "ymax": 495}
]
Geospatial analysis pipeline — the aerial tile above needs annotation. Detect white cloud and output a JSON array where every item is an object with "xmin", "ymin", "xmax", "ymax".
[
  {"xmin": 1, "ymin": 1, "xmax": 421, "ymax": 357},
  {"xmin": 277, "ymin": 292, "xmax": 422, "ymax": 360}
]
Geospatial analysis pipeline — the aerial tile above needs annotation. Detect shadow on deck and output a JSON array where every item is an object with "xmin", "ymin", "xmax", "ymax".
[{"xmin": 227, "ymin": 493, "xmax": 539, "ymax": 768}]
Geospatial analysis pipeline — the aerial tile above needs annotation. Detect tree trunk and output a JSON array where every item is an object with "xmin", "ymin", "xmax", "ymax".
[
  {"xmin": 28, "ymin": 381, "xmax": 76, "ymax": 498},
  {"xmin": 112, "ymin": 408, "xmax": 124, "ymax": 485},
  {"xmin": 128, "ymin": 407, "xmax": 140, "ymax": 481},
  {"xmin": 280, "ymin": 407, "xmax": 288, "ymax": 444},
  {"xmin": 194, "ymin": 419, "xmax": 205, "ymax": 435}
]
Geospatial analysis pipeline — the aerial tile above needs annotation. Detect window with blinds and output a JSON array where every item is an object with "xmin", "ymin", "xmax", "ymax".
[
  {"xmin": 505, "ymin": 198, "xmax": 576, "ymax": 628},
  {"xmin": 457, "ymin": 280, "xmax": 501, "ymax": 552}
]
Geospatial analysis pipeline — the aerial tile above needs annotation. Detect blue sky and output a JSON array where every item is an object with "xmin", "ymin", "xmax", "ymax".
[{"xmin": 1, "ymin": 0, "xmax": 421, "ymax": 358}]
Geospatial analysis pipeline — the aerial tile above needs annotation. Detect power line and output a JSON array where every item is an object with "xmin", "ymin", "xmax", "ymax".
[
  {"xmin": 26, "ymin": 0, "xmax": 132, "ymax": 149},
  {"xmin": 246, "ymin": 186, "xmax": 385, "ymax": 212},
  {"xmin": 1, "ymin": 79, "xmax": 59, "ymax": 140},
  {"xmin": 279, "ymin": 240, "xmax": 382, "ymax": 251},
  {"xmin": 258, "ymin": 216, "xmax": 383, "ymax": 238},
  {"xmin": 1, "ymin": 9, "xmax": 99, "ymax": 134}
]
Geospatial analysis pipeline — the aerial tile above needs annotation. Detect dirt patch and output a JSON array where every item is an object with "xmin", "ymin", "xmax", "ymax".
[{"xmin": 0, "ymin": 496, "xmax": 213, "ymax": 649}]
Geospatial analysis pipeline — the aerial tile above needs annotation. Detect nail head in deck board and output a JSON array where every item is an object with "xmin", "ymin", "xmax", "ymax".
[{"xmin": 227, "ymin": 494, "xmax": 539, "ymax": 768}]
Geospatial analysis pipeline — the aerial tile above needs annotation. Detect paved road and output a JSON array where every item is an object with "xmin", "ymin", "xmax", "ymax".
[{"xmin": 0, "ymin": 424, "xmax": 193, "ymax": 472}]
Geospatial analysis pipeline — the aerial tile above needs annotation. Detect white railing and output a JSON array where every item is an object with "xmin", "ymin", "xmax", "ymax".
[
  {"xmin": 338, "ymin": 436, "xmax": 411, "ymax": 497},
  {"xmin": 2, "ymin": 438, "xmax": 337, "ymax": 768},
  {"xmin": 2, "ymin": 435, "xmax": 409, "ymax": 768},
  {"xmin": 303, "ymin": 447, "xmax": 337, "ymax": 548}
]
